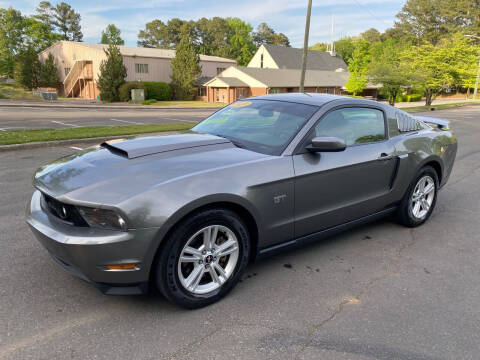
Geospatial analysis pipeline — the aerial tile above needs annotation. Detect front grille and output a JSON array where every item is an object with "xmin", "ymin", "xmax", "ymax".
[{"xmin": 41, "ymin": 193, "xmax": 88, "ymax": 227}]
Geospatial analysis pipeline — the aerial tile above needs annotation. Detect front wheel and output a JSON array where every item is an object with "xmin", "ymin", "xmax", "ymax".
[
  {"xmin": 155, "ymin": 208, "xmax": 250, "ymax": 309},
  {"xmin": 396, "ymin": 166, "xmax": 439, "ymax": 227}
]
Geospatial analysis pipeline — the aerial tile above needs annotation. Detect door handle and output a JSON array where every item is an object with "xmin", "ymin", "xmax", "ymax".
[{"xmin": 378, "ymin": 153, "xmax": 394, "ymax": 161}]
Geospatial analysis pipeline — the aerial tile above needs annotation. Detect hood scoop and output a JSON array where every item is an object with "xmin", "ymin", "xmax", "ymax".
[{"xmin": 101, "ymin": 134, "xmax": 230, "ymax": 159}]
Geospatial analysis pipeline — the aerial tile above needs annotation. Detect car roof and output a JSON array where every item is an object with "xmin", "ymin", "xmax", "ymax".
[{"xmin": 247, "ymin": 93, "xmax": 351, "ymax": 107}]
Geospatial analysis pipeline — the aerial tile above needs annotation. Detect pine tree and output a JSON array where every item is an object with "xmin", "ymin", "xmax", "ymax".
[
  {"xmin": 170, "ymin": 28, "xmax": 201, "ymax": 100},
  {"xmin": 97, "ymin": 44, "xmax": 127, "ymax": 102},
  {"xmin": 39, "ymin": 53, "xmax": 59, "ymax": 88},
  {"xmin": 14, "ymin": 47, "xmax": 41, "ymax": 90}
]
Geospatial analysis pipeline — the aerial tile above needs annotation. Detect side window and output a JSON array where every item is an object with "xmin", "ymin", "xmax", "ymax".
[{"xmin": 315, "ymin": 107, "xmax": 386, "ymax": 146}]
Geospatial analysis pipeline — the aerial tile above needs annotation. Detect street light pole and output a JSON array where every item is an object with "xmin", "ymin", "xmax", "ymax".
[
  {"xmin": 465, "ymin": 34, "xmax": 480, "ymax": 100},
  {"xmin": 300, "ymin": 0, "xmax": 313, "ymax": 93}
]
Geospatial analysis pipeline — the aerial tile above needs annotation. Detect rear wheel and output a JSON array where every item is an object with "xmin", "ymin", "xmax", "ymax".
[
  {"xmin": 396, "ymin": 166, "xmax": 438, "ymax": 227},
  {"xmin": 155, "ymin": 208, "xmax": 250, "ymax": 309}
]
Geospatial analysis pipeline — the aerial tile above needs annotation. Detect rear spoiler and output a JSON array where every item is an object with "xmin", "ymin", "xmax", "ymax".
[{"xmin": 413, "ymin": 115, "xmax": 450, "ymax": 130}]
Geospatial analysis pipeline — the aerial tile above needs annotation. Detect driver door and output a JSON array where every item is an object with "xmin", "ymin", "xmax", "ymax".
[{"xmin": 293, "ymin": 106, "xmax": 397, "ymax": 238}]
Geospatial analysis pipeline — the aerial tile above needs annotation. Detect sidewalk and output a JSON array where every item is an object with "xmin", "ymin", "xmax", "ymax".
[
  {"xmin": 394, "ymin": 98, "xmax": 475, "ymax": 108},
  {"xmin": 0, "ymin": 99, "xmax": 221, "ymax": 110}
]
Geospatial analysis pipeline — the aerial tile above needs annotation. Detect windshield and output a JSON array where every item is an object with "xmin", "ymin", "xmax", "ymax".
[{"xmin": 192, "ymin": 100, "xmax": 318, "ymax": 155}]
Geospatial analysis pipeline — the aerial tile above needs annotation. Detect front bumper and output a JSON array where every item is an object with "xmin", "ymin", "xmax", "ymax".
[{"xmin": 26, "ymin": 190, "xmax": 159, "ymax": 295}]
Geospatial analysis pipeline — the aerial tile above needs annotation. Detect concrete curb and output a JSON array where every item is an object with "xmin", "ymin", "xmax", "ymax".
[
  {"xmin": 0, "ymin": 131, "xmax": 179, "ymax": 152},
  {"xmin": 0, "ymin": 101, "xmax": 221, "ymax": 111}
]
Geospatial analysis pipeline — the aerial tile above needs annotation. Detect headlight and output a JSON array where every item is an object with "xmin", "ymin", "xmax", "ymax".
[{"xmin": 77, "ymin": 207, "xmax": 127, "ymax": 231}]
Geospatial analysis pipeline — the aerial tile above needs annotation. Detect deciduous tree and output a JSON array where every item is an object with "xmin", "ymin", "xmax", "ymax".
[
  {"xmin": 0, "ymin": 8, "xmax": 24, "ymax": 77},
  {"xmin": 394, "ymin": 0, "xmax": 480, "ymax": 45},
  {"xmin": 253, "ymin": 23, "xmax": 290, "ymax": 47},
  {"xmin": 101, "ymin": 24, "xmax": 124, "ymax": 45},
  {"xmin": 401, "ymin": 34, "xmax": 477, "ymax": 105},
  {"xmin": 226, "ymin": 18, "xmax": 255, "ymax": 66},
  {"xmin": 345, "ymin": 40, "xmax": 371, "ymax": 95},
  {"xmin": 368, "ymin": 40, "xmax": 410, "ymax": 105}
]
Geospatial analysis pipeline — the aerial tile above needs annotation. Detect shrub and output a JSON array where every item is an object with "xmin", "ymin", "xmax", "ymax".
[
  {"xmin": 119, "ymin": 81, "xmax": 146, "ymax": 102},
  {"xmin": 407, "ymin": 94, "xmax": 422, "ymax": 102},
  {"xmin": 143, "ymin": 81, "xmax": 171, "ymax": 101},
  {"xmin": 396, "ymin": 93, "xmax": 423, "ymax": 102},
  {"xmin": 142, "ymin": 99, "xmax": 156, "ymax": 105}
]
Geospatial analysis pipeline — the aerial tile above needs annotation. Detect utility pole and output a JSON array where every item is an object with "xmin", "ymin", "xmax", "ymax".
[
  {"xmin": 474, "ymin": 50, "xmax": 480, "ymax": 100},
  {"xmin": 299, "ymin": 0, "xmax": 313, "ymax": 93},
  {"xmin": 465, "ymin": 35, "xmax": 480, "ymax": 100}
]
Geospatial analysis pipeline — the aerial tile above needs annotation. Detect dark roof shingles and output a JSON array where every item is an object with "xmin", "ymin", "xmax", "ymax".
[{"xmin": 263, "ymin": 44, "xmax": 347, "ymax": 71}]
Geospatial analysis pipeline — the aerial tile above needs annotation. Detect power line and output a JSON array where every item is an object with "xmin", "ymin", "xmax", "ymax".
[{"xmin": 351, "ymin": 0, "xmax": 392, "ymax": 27}]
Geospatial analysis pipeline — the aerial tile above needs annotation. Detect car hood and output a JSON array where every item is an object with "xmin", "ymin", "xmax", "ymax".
[{"xmin": 33, "ymin": 133, "xmax": 269, "ymax": 206}]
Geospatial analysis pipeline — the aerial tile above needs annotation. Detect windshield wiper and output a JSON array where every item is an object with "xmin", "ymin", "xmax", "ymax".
[
  {"xmin": 229, "ymin": 139, "xmax": 245, "ymax": 149},
  {"xmin": 211, "ymin": 133, "xmax": 245, "ymax": 149}
]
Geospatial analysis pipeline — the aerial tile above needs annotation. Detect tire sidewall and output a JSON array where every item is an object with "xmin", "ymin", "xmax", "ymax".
[
  {"xmin": 402, "ymin": 166, "xmax": 439, "ymax": 227},
  {"xmin": 156, "ymin": 208, "xmax": 250, "ymax": 308}
]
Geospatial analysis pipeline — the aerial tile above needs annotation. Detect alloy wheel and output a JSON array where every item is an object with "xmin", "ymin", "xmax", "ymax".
[
  {"xmin": 410, "ymin": 175, "xmax": 436, "ymax": 220},
  {"xmin": 177, "ymin": 225, "xmax": 239, "ymax": 295}
]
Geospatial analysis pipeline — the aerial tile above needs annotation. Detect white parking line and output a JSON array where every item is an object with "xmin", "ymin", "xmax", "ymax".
[
  {"xmin": 110, "ymin": 118, "xmax": 142, "ymax": 124},
  {"xmin": 69, "ymin": 146, "xmax": 83, "ymax": 150},
  {"xmin": 0, "ymin": 127, "xmax": 25, "ymax": 131},
  {"xmin": 51, "ymin": 120, "xmax": 81, "ymax": 127},
  {"xmin": 161, "ymin": 117, "xmax": 198, "ymax": 123}
]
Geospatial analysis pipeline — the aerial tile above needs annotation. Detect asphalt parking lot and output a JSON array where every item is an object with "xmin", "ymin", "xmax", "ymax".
[
  {"xmin": 1, "ymin": 105, "xmax": 479, "ymax": 359},
  {"xmin": 0, "ymin": 106, "xmax": 215, "ymax": 130}
]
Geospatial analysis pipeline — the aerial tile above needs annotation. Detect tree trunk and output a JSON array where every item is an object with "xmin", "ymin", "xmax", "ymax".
[
  {"xmin": 425, "ymin": 91, "xmax": 433, "ymax": 106},
  {"xmin": 389, "ymin": 95, "xmax": 395, "ymax": 106}
]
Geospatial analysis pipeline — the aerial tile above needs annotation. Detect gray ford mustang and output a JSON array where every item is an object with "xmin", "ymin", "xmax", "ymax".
[{"xmin": 26, "ymin": 93, "xmax": 457, "ymax": 308}]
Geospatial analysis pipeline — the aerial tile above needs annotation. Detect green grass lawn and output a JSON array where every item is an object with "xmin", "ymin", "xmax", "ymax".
[
  {"xmin": 0, "ymin": 123, "xmax": 194, "ymax": 146},
  {"xmin": 143, "ymin": 100, "xmax": 225, "ymax": 108},
  {"xmin": 0, "ymin": 82, "xmax": 39, "ymax": 100},
  {"xmin": 402, "ymin": 101, "xmax": 480, "ymax": 113}
]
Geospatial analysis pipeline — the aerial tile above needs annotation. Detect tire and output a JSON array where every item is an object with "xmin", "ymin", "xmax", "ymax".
[
  {"xmin": 396, "ymin": 166, "xmax": 439, "ymax": 227},
  {"xmin": 155, "ymin": 208, "xmax": 250, "ymax": 309}
]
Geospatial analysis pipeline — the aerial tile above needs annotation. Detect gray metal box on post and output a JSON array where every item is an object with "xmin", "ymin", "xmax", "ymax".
[{"xmin": 131, "ymin": 89, "xmax": 145, "ymax": 103}]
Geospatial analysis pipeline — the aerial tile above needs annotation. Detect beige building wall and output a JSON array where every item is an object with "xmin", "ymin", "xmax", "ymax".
[
  {"xmin": 39, "ymin": 41, "xmax": 107, "ymax": 83},
  {"xmin": 219, "ymin": 67, "xmax": 267, "ymax": 88},
  {"xmin": 125, "ymin": 56, "xmax": 235, "ymax": 82},
  {"xmin": 39, "ymin": 41, "xmax": 237, "ymax": 85},
  {"xmin": 247, "ymin": 45, "xmax": 279, "ymax": 69},
  {"xmin": 123, "ymin": 56, "xmax": 171, "ymax": 82}
]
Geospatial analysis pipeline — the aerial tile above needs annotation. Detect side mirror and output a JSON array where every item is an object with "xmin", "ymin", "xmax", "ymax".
[{"xmin": 306, "ymin": 136, "xmax": 346, "ymax": 152}]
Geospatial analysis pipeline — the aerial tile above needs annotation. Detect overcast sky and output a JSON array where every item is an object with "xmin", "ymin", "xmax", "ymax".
[{"xmin": 1, "ymin": 0, "xmax": 405, "ymax": 47}]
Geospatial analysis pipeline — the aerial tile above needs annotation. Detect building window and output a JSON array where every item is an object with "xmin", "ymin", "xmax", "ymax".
[
  {"xmin": 261, "ymin": 54, "xmax": 264, "ymax": 68},
  {"xmin": 216, "ymin": 67, "xmax": 226, "ymax": 75},
  {"xmin": 135, "ymin": 64, "xmax": 149, "ymax": 74},
  {"xmin": 197, "ymin": 87, "xmax": 206, "ymax": 97},
  {"xmin": 270, "ymin": 88, "xmax": 281, "ymax": 94},
  {"xmin": 64, "ymin": 68, "xmax": 71, "ymax": 76}
]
